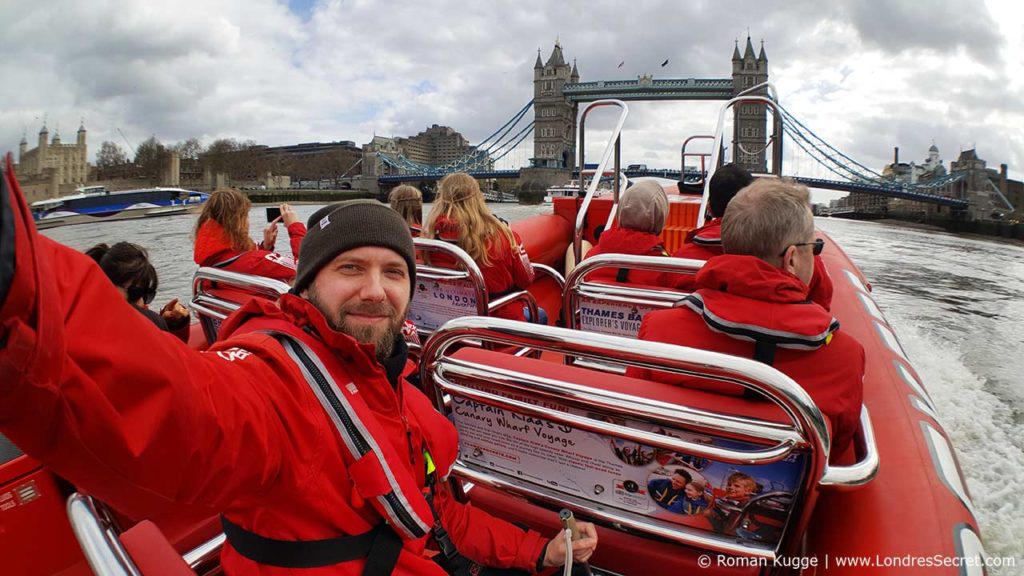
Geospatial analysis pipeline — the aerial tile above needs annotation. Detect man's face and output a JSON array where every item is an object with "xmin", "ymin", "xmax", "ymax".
[
  {"xmin": 304, "ymin": 246, "xmax": 410, "ymax": 361},
  {"xmin": 670, "ymin": 473, "xmax": 688, "ymax": 490}
]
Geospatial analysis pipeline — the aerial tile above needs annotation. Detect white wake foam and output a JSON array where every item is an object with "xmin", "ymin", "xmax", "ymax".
[{"xmin": 887, "ymin": 312, "xmax": 1023, "ymax": 572}]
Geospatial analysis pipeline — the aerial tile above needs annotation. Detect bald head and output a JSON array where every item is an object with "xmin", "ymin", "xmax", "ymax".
[{"xmin": 721, "ymin": 179, "xmax": 814, "ymax": 263}]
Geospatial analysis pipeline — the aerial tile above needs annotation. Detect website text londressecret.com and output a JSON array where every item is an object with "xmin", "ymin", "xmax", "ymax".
[{"xmin": 696, "ymin": 553, "xmax": 1017, "ymax": 571}]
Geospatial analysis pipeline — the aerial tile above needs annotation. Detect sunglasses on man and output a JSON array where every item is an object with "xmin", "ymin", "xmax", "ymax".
[{"xmin": 779, "ymin": 238, "xmax": 825, "ymax": 258}]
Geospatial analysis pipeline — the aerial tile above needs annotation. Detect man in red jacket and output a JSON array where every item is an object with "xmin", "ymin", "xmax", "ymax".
[
  {"xmin": 0, "ymin": 159, "xmax": 596, "ymax": 575},
  {"xmin": 628, "ymin": 178, "xmax": 864, "ymax": 459},
  {"xmin": 672, "ymin": 164, "xmax": 833, "ymax": 310}
]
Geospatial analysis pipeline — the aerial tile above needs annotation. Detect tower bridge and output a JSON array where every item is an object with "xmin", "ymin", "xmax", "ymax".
[{"xmin": 369, "ymin": 38, "xmax": 969, "ymax": 210}]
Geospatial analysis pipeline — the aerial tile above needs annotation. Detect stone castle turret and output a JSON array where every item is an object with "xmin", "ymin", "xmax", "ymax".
[
  {"xmin": 731, "ymin": 36, "xmax": 769, "ymax": 173},
  {"xmin": 531, "ymin": 41, "xmax": 577, "ymax": 170}
]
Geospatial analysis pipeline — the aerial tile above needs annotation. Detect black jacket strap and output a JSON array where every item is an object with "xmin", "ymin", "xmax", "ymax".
[{"xmin": 221, "ymin": 515, "xmax": 400, "ymax": 575}]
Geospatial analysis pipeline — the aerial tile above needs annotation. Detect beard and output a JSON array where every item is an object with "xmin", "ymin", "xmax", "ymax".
[{"xmin": 307, "ymin": 288, "xmax": 405, "ymax": 362}]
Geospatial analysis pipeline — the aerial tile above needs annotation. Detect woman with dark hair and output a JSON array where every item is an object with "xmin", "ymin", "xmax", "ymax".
[
  {"xmin": 192, "ymin": 188, "xmax": 306, "ymax": 283},
  {"xmin": 85, "ymin": 242, "xmax": 190, "ymax": 339}
]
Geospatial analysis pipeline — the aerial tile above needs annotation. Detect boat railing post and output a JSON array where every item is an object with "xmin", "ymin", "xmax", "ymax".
[
  {"xmin": 680, "ymin": 135, "xmax": 715, "ymax": 186},
  {"xmin": 575, "ymin": 100, "xmax": 629, "ymax": 264},
  {"xmin": 700, "ymin": 94, "xmax": 784, "ymax": 228}
]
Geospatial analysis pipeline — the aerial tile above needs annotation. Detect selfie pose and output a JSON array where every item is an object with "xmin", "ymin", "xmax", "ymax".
[{"xmin": 193, "ymin": 188, "xmax": 307, "ymax": 283}]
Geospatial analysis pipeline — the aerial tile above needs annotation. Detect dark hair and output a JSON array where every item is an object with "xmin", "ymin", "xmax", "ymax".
[
  {"xmin": 672, "ymin": 468, "xmax": 693, "ymax": 484},
  {"xmin": 709, "ymin": 163, "xmax": 754, "ymax": 218},
  {"xmin": 86, "ymin": 242, "xmax": 158, "ymax": 305}
]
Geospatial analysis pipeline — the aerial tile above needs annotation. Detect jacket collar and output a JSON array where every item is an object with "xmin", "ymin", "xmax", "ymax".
[
  {"xmin": 193, "ymin": 220, "xmax": 239, "ymax": 266},
  {"xmin": 597, "ymin": 227, "xmax": 665, "ymax": 255},
  {"xmin": 220, "ymin": 293, "xmax": 405, "ymax": 384},
  {"xmin": 684, "ymin": 255, "xmax": 838, "ymax": 349},
  {"xmin": 690, "ymin": 218, "xmax": 722, "ymax": 246}
]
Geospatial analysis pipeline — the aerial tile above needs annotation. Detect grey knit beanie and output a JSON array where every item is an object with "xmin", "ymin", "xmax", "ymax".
[{"xmin": 291, "ymin": 200, "xmax": 416, "ymax": 296}]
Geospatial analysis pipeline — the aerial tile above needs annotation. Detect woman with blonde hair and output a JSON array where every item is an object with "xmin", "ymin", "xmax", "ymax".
[
  {"xmin": 388, "ymin": 185, "xmax": 423, "ymax": 236},
  {"xmin": 193, "ymin": 188, "xmax": 306, "ymax": 283},
  {"xmin": 424, "ymin": 173, "xmax": 539, "ymax": 322}
]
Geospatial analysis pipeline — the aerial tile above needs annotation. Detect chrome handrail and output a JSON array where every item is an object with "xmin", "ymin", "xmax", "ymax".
[
  {"xmin": 820, "ymin": 407, "xmax": 879, "ymax": 487},
  {"xmin": 699, "ymin": 94, "xmax": 784, "ymax": 227},
  {"xmin": 191, "ymin": 267, "xmax": 291, "ymax": 307},
  {"xmin": 680, "ymin": 135, "xmax": 715, "ymax": 186},
  {"xmin": 421, "ymin": 317, "xmax": 832, "ymax": 559},
  {"xmin": 68, "ymin": 492, "xmax": 227, "ymax": 576},
  {"xmin": 412, "ymin": 237, "xmax": 539, "ymax": 337},
  {"xmin": 575, "ymin": 100, "xmax": 629, "ymax": 264},
  {"xmin": 563, "ymin": 254, "xmax": 704, "ymax": 333},
  {"xmin": 67, "ymin": 493, "xmax": 139, "ymax": 576}
]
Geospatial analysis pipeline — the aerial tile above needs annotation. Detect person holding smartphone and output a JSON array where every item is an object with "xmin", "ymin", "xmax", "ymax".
[{"xmin": 193, "ymin": 188, "xmax": 307, "ymax": 283}]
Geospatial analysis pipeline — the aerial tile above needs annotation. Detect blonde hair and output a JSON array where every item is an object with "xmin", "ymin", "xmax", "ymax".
[
  {"xmin": 424, "ymin": 173, "xmax": 517, "ymax": 266},
  {"xmin": 389, "ymin": 185, "xmax": 423, "ymax": 226},
  {"xmin": 194, "ymin": 188, "xmax": 255, "ymax": 251},
  {"xmin": 721, "ymin": 179, "xmax": 813, "ymax": 263}
]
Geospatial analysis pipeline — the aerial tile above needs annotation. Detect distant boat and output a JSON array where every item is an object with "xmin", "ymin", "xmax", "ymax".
[{"xmin": 30, "ymin": 186, "xmax": 209, "ymax": 225}]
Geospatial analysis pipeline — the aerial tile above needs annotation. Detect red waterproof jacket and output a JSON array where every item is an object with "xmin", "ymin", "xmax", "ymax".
[
  {"xmin": 431, "ymin": 216, "xmax": 534, "ymax": 320},
  {"xmin": 193, "ymin": 219, "xmax": 307, "ymax": 283},
  {"xmin": 670, "ymin": 219, "xmax": 834, "ymax": 308},
  {"xmin": 626, "ymin": 255, "xmax": 864, "ymax": 458},
  {"xmin": 584, "ymin": 226, "xmax": 669, "ymax": 286},
  {"xmin": 0, "ymin": 172, "xmax": 548, "ymax": 574}
]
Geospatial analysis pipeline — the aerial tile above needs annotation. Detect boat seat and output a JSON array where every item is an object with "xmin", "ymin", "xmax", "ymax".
[
  {"xmin": 119, "ymin": 521, "xmax": 194, "ymax": 576},
  {"xmin": 408, "ymin": 238, "xmax": 541, "ymax": 351},
  {"xmin": 67, "ymin": 493, "xmax": 225, "ymax": 576},
  {"xmin": 190, "ymin": 267, "xmax": 291, "ymax": 345},
  {"xmin": 564, "ymin": 253, "xmax": 703, "ymax": 340},
  {"xmin": 420, "ymin": 318, "xmax": 878, "ymax": 574}
]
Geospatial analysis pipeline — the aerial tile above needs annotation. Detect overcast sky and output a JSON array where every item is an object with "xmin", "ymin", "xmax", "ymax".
[{"xmin": 2, "ymin": 0, "xmax": 1022, "ymax": 188}]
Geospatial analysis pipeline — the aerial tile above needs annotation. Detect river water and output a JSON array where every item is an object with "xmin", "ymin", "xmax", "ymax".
[{"xmin": 41, "ymin": 205, "xmax": 1024, "ymax": 570}]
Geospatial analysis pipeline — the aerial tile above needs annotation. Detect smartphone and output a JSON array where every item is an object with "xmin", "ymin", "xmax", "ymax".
[{"xmin": 266, "ymin": 206, "xmax": 282, "ymax": 222}]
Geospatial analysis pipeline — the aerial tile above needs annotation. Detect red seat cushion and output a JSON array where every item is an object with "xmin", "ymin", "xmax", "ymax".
[{"xmin": 119, "ymin": 520, "xmax": 195, "ymax": 576}]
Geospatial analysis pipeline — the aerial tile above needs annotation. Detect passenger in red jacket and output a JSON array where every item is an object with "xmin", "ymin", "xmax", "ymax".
[
  {"xmin": 584, "ymin": 180, "xmax": 671, "ymax": 286},
  {"xmin": 389, "ymin": 185, "xmax": 423, "ymax": 237},
  {"xmin": 628, "ymin": 179, "xmax": 864, "ymax": 459},
  {"xmin": 85, "ymin": 241, "xmax": 191, "ymax": 342},
  {"xmin": 193, "ymin": 188, "xmax": 306, "ymax": 283},
  {"xmin": 424, "ymin": 172, "xmax": 537, "ymax": 322},
  {"xmin": 672, "ymin": 165, "xmax": 833, "ymax": 308},
  {"xmin": 0, "ymin": 163, "xmax": 596, "ymax": 575}
]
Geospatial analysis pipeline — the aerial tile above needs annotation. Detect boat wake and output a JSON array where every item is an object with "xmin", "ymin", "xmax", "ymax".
[{"xmin": 885, "ymin": 312, "xmax": 1023, "ymax": 572}]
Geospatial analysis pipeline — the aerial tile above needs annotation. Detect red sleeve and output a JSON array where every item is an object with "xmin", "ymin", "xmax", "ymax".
[
  {"xmin": 509, "ymin": 230, "xmax": 535, "ymax": 290},
  {"xmin": 286, "ymin": 222, "xmax": 307, "ymax": 261},
  {"xmin": 0, "ymin": 238, "xmax": 303, "ymax": 519},
  {"xmin": 227, "ymin": 250, "xmax": 298, "ymax": 283},
  {"xmin": 433, "ymin": 480, "xmax": 548, "ymax": 571}
]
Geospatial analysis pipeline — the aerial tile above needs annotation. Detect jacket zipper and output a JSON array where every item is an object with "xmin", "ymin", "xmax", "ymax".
[{"xmin": 282, "ymin": 335, "xmax": 427, "ymax": 539}]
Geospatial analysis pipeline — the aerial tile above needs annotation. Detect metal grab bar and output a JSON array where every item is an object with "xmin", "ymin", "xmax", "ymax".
[
  {"xmin": 422, "ymin": 318, "xmax": 832, "ymax": 559},
  {"xmin": 699, "ymin": 94, "xmax": 785, "ymax": 227},
  {"xmin": 575, "ymin": 99, "xmax": 629, "ymax": 264},
  {"xmin": 820, "ymin": 407, "xmax": 879, "ymax": 488},
  {"xmin": 680, "ymin": 135, "xmax": 715, "ymax": 185},
  {"xmin": 563, "ymin": 254, "xmax": 704, "ymax": 330},
  {"xmin": 412, "ymin": 237, "xmax": 540, "ymax": 336},
  {"xmin": 422, "ymin": 317, "xmax": 830, "ymax": 467},
  {"xmin": 191, "ymin": 267, "xmax": 291, "ymax": 304},
  {"xmin": 68, "ymin": 493, "xmax": 226, "ymax": 575},
  {"xmin": 67, "ymin": 494, "xmax": 139, "ymax": 576}
]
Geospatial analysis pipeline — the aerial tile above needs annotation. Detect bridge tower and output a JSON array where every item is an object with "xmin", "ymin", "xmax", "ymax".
[
  {"xmin": 531, "ymin": 41, "xmax": 577, "ymax": 171},
  {"xmin": 731, "ymin": 36, "xmax": 769, "ymax": 173}
]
